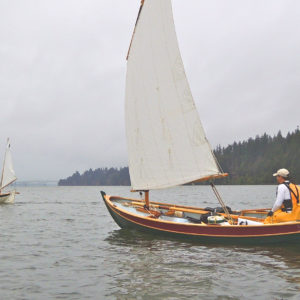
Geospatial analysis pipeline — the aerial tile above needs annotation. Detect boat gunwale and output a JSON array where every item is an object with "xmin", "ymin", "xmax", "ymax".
[
  {"xmin": 108, "ymin": 195, "xmax": 267, "ymax": 215},
  {"xmin": 0, "ymin": 192, "xmax": 11, "ymax": 198},
  {"xmin": 104, "ymin": 194, "xmax": 300, "ymax": 233}
]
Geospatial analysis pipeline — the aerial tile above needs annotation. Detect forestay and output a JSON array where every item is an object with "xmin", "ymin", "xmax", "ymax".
[
  {"xmin": 1, "ymin": 140, "xmax": 17, "ymax": 190},
  {"xmin": 125, "ymin": 0, "xmax": 223, "ymax": 190}
]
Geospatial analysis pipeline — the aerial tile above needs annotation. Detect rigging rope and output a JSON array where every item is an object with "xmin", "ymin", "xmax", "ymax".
[{"xmin": 210, "ymin": 183, "xmax": 234, "ymax": 224}]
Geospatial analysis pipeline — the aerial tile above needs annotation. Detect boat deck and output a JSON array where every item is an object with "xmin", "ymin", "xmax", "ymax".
[{"xmin": 111, "ymin": 197, "xmax": 265, "ymax": 226}]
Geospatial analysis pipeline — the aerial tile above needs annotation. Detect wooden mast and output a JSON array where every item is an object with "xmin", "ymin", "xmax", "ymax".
[
  {"xmin": 126, "ymin": 0, "xmax": 145, "ymax": 60},
  {"xmin": 145, "ymin": 190, "xmax": 150, "ymax": 208}
]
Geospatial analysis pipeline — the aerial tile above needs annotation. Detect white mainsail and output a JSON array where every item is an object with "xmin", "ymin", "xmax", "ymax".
[
  {"xmin": 0, "ymin": 139, "xmax": 17, "ymax": 191},
  {"xmin": 126, "ymin": 0, "xmax": 224, "ymax": 191}
]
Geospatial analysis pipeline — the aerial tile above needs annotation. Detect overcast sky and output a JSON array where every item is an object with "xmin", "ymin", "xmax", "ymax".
[{"xmin": 0, "ymin": 0, "xmax": 299, "ymax": 181}]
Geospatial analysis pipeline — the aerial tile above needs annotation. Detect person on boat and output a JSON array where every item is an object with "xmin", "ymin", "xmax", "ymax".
[{"xmin": 264, "ymin": 168, "xmax": 300, "ymax": 224}]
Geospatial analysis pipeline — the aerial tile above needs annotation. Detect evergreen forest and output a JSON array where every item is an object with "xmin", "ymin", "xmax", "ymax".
[{"xmin": 58, "ymin": 128, "xmax": 300, "ymax": 186}]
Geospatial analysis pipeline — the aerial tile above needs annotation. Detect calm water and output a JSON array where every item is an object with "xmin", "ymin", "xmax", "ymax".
[{"xmin": 0, "ymin": 185, "xmax": 300, "ymax": 299}]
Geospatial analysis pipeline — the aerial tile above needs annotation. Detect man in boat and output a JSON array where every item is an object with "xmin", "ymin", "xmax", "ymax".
[{"xmin": 264, "ymin": 168, "xmax": 300, "ymax": 224}]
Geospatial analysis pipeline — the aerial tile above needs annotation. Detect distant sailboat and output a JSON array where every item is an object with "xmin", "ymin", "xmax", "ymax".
[
  {"xmin": 101, "ymin": 0, "xmax": 300, "ymax": 244},
  {"xmin": 0, "ymin": 139, "xmax": 17, "ymax": 204}
]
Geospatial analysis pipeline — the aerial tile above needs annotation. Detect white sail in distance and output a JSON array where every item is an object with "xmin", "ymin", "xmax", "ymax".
[
  {"xmin": 125, "ymin": 0, "xmax": 225, "ymax": 190},
  {"xmin": 1, "ymin": 139, "xmax": 17, "ymax": 191}
]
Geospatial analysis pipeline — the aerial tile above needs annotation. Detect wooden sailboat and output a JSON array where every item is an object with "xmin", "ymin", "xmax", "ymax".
[
  {"xmin": 101, "ymin": 0, "xmax": 300, "ymax": 244},
  {"xmin": 0, "ymin": 139, "xmax": 17, "ymax": 204}
]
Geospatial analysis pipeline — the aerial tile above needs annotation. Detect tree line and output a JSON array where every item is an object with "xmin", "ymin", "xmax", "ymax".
[
  {"xmin": 58, "ymin": 128, "xmax": 300, "ymax": 186},
  {"xmin": 58, "ymin": 167, "xmax": 130, "ymax": 186},
  {"xmin": 214, "ymin": 128, "xmax": 300, "ymax": 184}
]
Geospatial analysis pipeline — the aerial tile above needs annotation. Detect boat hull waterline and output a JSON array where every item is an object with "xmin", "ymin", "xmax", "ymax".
[
  {"xmin": 0, "ymin": 191, "xmax": 15, "ymax": 204},
  {"xmin": 101, "ymin": 192, "xmax": 300, "ymax": 244}
]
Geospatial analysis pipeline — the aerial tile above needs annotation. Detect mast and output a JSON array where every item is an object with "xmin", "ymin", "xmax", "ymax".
[
  {"xmin": 144, "ymin": 190, "xmax": 149, "ymax": 207},
  {"xmin": 126, "ymin": 0, "xmax": 145, "ymax": 60}
]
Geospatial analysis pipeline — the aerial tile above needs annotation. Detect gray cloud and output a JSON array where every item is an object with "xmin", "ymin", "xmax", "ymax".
[
  {"xmin": 0, "ymin": 0, "xmax": 299, "ymax": 180},
  {"xmin": 174, "ymin": 0, "xmax": 300, "ymax": 145}
]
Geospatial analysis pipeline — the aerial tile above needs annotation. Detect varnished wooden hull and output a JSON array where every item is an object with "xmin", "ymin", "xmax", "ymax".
[{"xmin": 101, "ymin": 191, "xmax": 300, "ymax": 245}]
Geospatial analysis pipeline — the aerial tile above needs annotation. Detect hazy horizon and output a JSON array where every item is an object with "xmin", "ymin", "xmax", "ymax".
[
  {"xmin": 1, "ymin": 0, "xmax": 299, "ymax": 181},
  {"xmin": 57, "ymin": 128, "xmax": 299, "ymax": 181}
]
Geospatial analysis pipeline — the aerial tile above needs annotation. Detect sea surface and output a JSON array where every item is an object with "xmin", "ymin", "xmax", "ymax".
[{"xmin": 0, "ymin": 185, "xmax": 300, "ymax": 299}]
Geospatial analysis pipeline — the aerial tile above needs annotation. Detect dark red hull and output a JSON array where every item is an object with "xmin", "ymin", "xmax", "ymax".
[{"xmin": 101, "ymin": 192, "xmax": 300, "ymax": 244}]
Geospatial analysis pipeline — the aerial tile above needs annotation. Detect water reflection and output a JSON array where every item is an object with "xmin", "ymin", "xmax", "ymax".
[{"xmin": 104, "ymin": 229, "xmax": 300, "ymax": 299}]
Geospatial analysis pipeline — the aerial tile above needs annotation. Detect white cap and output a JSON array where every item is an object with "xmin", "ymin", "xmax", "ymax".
[{"xmin": 273, "ymin": 168, "xmax": 289, "ymax": 178}]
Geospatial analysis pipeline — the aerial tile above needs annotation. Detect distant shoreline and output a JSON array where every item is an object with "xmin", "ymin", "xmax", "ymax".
[
  {"xmin": 15, "ymin": 181, "xmax": 58, "ymax": 187},
  {"xmin": 58, "ymin": 129, "xmax": 300, "ymax": 186}
]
